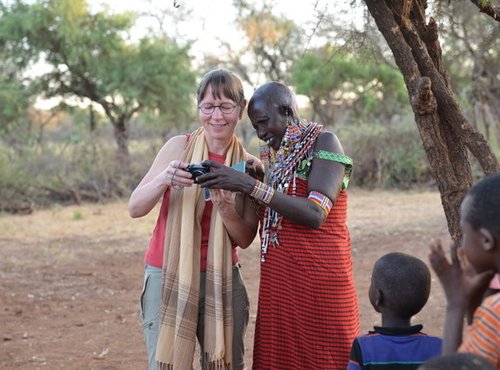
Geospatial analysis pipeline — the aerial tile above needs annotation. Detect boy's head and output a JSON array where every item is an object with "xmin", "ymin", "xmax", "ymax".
[
  {"xmin": 461, "ymin": 172, "xmax": 500, "ymax": 274},
  {"xmin": 369, "ymin": 252, "xmax": 431, "ymax": 319},
  {"xmin": 418, "ymin": 352, "xmax": 496, "ymax": 370}
]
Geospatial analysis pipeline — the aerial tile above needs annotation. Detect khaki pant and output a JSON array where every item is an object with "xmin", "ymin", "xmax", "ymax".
[{"xmin": 140, "ymin": 264, "xmax": 250, "ymax": 370}]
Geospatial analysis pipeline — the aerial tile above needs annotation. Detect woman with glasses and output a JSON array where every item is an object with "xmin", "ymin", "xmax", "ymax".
[
  {"xmin": 128, "ymin": 69, "xmax": 259, "ymax": 370},
  {"xmin": 197, "ymin": 81, "xmax": 360, "ymax": 369}
]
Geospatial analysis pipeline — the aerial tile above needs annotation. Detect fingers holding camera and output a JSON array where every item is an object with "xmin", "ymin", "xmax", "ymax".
[
  {"xmin": 210, "ymin": 189, "xmax": 236, "ymax": 211},
  {"xmin": 166, "ymin": 160, "xmax": 193, "ymax": 189},
  {"xmin": 246, "ymin": 158, "xmax": 265, "ymax": 181},
  {"xmin": 195, "ymin": 160, "xmax": 221, "ymax": 186},
  {"xmin": 202, "ymin": 160, "xmax": 221, "ymax": 169},
  {"xmin": 198, "ymin": 160, "xmax": 254, "ymax": 193}
]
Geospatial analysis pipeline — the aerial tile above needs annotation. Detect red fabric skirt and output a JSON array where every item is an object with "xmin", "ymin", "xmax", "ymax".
[{"xmin": 253, "ymin": 179, "xmax": 360, "ymax": 369}]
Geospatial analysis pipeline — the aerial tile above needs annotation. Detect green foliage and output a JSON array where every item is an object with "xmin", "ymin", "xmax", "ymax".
[
  {"xmin": 0, "ymin": 150, "xmax": 34, "ymax": 210},
  {"xmin": 73, "ymin": 209, "xmax": 83, "ymax": 220},
  {"xmin": 131, "ymin": 38, "xmax": 196, "ymax": 124},
  {"xmin": 0, "ymin": 136, "xmax": 131, "ymax": 211},
  {"xmin": 291, "ymin": 46, "xmax": 409, "ymax": 125},
  {"xmin": 0, "ymin": 0, "xmax": 197, "ymax": 157},
  {"xmin": 220, "ymin": 0, "xmax": 305, "ymax": 86},
  {"xmin": 0, "ymin": 58, "xmax": 33, "ymax": 135},
  {"xmin": 0, "ymin": 77, "xmax": 27, "ymax": 123},
  {"xmin": 341, "ymin": 121, "xmax": 433, "ymax": 189}
]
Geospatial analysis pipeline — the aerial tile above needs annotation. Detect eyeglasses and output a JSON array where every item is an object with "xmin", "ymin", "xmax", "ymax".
[{"xmin": 198, "ymin": 103, "xmax": 238, "ymax": 115}]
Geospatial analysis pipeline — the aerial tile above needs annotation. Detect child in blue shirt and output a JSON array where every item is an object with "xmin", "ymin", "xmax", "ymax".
[{"xmin": 348, "ymin": 252, "xmax": 442, "ymax": 370}]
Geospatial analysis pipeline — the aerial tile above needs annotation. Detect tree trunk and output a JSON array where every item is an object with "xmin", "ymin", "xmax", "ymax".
[
  {"xmin": 364, "ymin": 0, "xmax": 500, "ymax": 245},
  {"xmin": 89, "ymin": 105, "xmax": 96, "ymax": 132},
  {"xmin": 113, "ymin": 120, "xmax": 130, "ymax": 167},
  {"xmin": 311, "ymin": 98, "xmax": 335, "ymax": 127}
]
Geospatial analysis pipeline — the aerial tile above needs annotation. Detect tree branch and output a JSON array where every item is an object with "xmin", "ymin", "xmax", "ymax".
[
  {"xmin": 363, "ymin": 0, "xmax": 421, "ymax": 96},
  {"xmin": 365, "ymin": 0, "xmax": 500, "ymax": 245},
  {"xmin": 469, "ymin": 0, "xmax": 500, "ymax": 22},
  {"xmin": 396, "ymin": 15, "xmax": 500, "ymax": 174}
]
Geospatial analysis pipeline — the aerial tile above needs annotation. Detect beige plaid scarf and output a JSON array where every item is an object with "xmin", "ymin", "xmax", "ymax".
[{"xmin": 156, "ymin": 127, "xmax": 246, "ymax": 370}]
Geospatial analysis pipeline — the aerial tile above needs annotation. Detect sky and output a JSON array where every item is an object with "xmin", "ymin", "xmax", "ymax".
[
  {"xmin": 90, "ymin": 0, "xmax": 334, "ymax": 57},
  {"xmin": 96, "ymin": 0, "xmax": 362, "ymax": 97}
]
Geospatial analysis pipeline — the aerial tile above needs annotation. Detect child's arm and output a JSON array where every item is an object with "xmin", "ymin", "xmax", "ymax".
[
  {"xmin": 429, "ymin": 240, "xmax": 495, "ymax": 353},
  {"xmin": 429, "ymin": 240, "xmax": 467, "ymax": 353}
]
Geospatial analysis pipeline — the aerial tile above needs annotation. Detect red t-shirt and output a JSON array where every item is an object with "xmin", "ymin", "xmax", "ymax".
[{"xmin": 144, "ymin": 151, "xmax": 238, "ymax": 270}]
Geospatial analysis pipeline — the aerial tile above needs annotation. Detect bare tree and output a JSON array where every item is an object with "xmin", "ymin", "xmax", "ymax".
[
  {"xmin": 468, "ymin": 0, "xmax": 500, "ymax": 22},
  {"xmin": 363, "ymin": 0, "xmax": 500, "ymax": 245},
  {"xmin": 437, "ymin": 1, "xmax": 500, "ymax": 143}
]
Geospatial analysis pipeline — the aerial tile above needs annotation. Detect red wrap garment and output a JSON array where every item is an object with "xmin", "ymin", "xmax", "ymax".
[{"xmin": 253, "ymin": 177, "xmax": 360, "ymax": 369}]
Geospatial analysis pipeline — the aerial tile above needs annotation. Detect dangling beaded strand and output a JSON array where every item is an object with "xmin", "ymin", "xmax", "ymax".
[{"xmin": 259, "ymin": 119, "xmax": 322, "ymax": 261}]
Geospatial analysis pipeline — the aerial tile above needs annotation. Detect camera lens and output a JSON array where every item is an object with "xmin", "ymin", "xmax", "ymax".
[{"xmin": 187, "ymin": 164, "xmax": 210, "ymax": 183}]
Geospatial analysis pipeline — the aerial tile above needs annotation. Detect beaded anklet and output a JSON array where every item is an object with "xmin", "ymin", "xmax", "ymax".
[
  {"xmin": 250, "ymin": 181, "xmax": 275, "ymax": 204},
  {"xmin": 308, "ymin": 191, "xmax": 333, "ymax": 215}
]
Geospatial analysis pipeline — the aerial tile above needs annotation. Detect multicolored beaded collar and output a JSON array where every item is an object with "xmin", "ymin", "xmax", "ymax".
[{"xmin": 259, "ymin": 119, "xmax": 322, "ymax": 261}]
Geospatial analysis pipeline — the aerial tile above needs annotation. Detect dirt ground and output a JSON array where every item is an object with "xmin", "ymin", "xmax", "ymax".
[{"xmin": 0, "ymin": 189, "xmax": 451, "ymax": 370}]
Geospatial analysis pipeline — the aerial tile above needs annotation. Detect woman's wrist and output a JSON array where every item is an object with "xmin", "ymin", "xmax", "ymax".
[
  {"xmin": 216, "ymin": 202, "xmax": 235, "ymax": 216},
  {"xmin": 166, "ymin": 165, "xmax": 184, "ymax": 190},
  {"xmin": 250, "ymin": 180, "xmax": 275, "ymax": 204}
]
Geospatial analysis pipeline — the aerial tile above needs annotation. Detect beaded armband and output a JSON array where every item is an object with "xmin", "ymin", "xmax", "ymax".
[
  {"xmin": 313, "ymin": 150, "xmax": 353, "ymax": 190},
  {"xmin": 308, "ymin": 191, "xmax": 333, "ymax": 215},
  {"xmin": 250, "ymin": 181, "xmax": 275, "ymax": 204}
]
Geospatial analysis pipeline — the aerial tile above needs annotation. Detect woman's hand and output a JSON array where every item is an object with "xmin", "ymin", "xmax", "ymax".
[
  {"xmin": 200, "ymin": 164, "xmax": 260, "ymax": 248},
  {"xmin": 209, "ymin": 189, "xmax": 237, "ymax": 213},
  {"xmin": 165, "ymin": 160, "xmax": 195, "ymax": 189},
  {"xmin": 196, "ymin": 160, "xmax": 256, "ymax": 194},
  {"xmin": 246, "ymin": 158, "xmax": 265, "ymax": 182}
]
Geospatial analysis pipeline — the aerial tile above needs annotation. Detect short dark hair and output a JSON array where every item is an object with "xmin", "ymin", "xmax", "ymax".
[
  {"xmin": 372, "ymin": 252, "xmax": 431, "ymax": 318},
  {"xmin": 418, "ymin": 352, "xmax": 496, "ymax": 370},
  {"xmin": 196, "ymin": 68, "xmax": 245, "ymax": 108},
  {"xmin": 464, "ymin": 172, "xmax": 500, "ymax": 236}
]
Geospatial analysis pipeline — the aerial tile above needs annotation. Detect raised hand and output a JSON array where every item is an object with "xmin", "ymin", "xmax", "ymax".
[{"xmin": 429, "ymin": 239, "xmax": 495, "ymax": 318}]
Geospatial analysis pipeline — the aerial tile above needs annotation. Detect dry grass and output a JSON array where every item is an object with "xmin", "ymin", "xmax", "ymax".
[
  {"xmin": 0, "ymin": 202, "xmax": 156, "ymax": 242},
  {"xmin": 0, "ymin": 189, "xmax": 446, "ymax": 244},
  {"xmin": 0, "ymin": 201, "xmax": 159, "ymax": 267}
]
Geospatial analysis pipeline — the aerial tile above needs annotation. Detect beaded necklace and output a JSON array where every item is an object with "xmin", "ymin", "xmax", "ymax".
[{"xmin": 259, "ymin": 119, "xmax": 322, "ymax": 261}]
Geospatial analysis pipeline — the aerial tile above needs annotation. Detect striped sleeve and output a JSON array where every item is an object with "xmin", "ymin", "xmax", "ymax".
[{"xmin": 459, "ymin": 293, "xmax": 500, "ymax": 368}]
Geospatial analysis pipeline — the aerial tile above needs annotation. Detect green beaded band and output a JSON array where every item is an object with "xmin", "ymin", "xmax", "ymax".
[{"xmin": 313, "ymin": 150, "xmax": 353, "ymax": 190}]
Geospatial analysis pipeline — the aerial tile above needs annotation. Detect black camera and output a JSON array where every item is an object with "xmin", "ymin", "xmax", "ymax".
[{"xmin": 186, "ymin": 164, "xmax": 210, "ymax": 183}]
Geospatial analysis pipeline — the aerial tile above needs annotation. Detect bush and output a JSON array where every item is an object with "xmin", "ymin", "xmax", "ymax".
[
  {"xmin": 0, "ymin": 131, "xmax": 157, "ymax": 212},
  {"xmin": 0, "ymin": 117, "xmax": 446, "ymax": 213},
  {"xmin": 340, "ymin": 121, "xmax": 434, "ymax": 189},
  {"xmin": 0, "ymin": 146, "xmax": 36, "ymax": 213}
]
